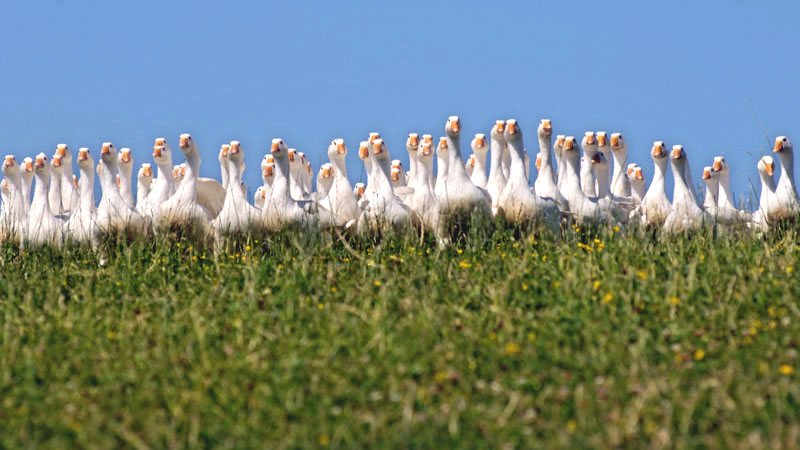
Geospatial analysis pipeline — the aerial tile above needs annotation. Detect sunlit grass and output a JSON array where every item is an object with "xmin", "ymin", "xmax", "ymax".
[{"xmin": 1, "ymin": 224, "xmax": 799, "ymax": 447}]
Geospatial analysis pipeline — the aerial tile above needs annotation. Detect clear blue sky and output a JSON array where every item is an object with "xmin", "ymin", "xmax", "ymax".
[{"xmin": 2, "ymin": 1, "xmax": 797, "ymax": 204}]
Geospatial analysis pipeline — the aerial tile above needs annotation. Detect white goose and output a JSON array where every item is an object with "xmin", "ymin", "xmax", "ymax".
[
  {"xmin": 324, "ymin": 139, "xmax": 360, "ymax": 227},
  {"xmin": 136, "ymin": 164, "xmax": 154, "ymax": 213},
  {"xmin": 501, "ymin": 141, "xmax": 511, "ymax": 181},
  {"xmin": 174, "ymin": 164, "xmax": 185, "ymax": 186},
  {"xmin": 357, "ymin": 138, "xmax": 415, "ymax": 233},
  {"xmin": 485, "ymin": 121, "xmax": 508, "ymax": 216},
  {"xmin": 256, "ymin": 156, "xmax": 275, "ymax": 210},
  {"xmin": 434, "ymin": 137, "xmax": 449, "ymax": 200},
  {"xmin": 261, "ymin": 139, "xmax": 316, "ymax": 231},
  {"xmin": 641, "ymin": 141, "xmax": 672, "ymax": 227},
  {"xmin": 610, "ymin": 133, "xmax": 631, "ymax": 198},
  {"xmin": 554, "ymin": 134, "xmax": 567, "ymax": 195},
  {"xmin": 48, "ymin": 154, "xmax": 64, "ymax": 216},
  {"xmin": 353, "ymin": 182, "xmax": 366, "ymax": 202},
  {"xmin": 405, "ymin": 133, "xmax": 420, "ymax": 188},
  {"xmin": 772, "ymin": 136, "xmax": 800, "ymax": 220},
  {"xmin": 55, "ymin": 144, "xmax": 80, "ymax": 214},
  {"xmin": 218, "ymin": 144, "xmax": 230, "ymax": 191},
  {"xmin": 468, "ymin": 134, "xmax": 489, "ymax": 188},
  {"xmin": 711, "ymin": 156, "xmax": 748, "ymax": 224},
  {"xmin": 21, "ymin": 157, "xmax": 34, "ymax": 214},
  {"xmin": 0, "ymin": 155, "xmax": 27, "ymax": 242},
  {"xmin": 752, "ymin": 155, "xmax": 780, "ymax": 231},
  {"xmin": 406, "ymin": 140, "xmax": 441, "ymax": 236},
  {"xmin": 629, "ymin": 165, "xmax": 645, "ymax": 204},
  {"xmin": 26, "ymin": 153, "xmax": 63, "ymax": 247},
  {"xmin": 592, "ymin": 151, "xmax": 612, "ymax": 200},
  {"xmin": 561, "ymin": 136, "xmax": 619, "ymax": 224},
  {"xmin": 118, "ymin": 148, "xmax": 135, "ymax": 208},
  {"xmin": 701, "ymin": 166, "xmax": 719, "ymax": 218},
  {"xmin": 66, "ymin": 148, "xmax": 97, "ymax": 245},
  {"xmin": 497, "ymin": 119, "xmax": 558, "ymax": 225},
  {"xmin": 213, "ymin": 141, "xmax": 263, "ymax": 237},
  {"xmin": 580, "ymin": 132, "xmax": 597, "ymax": 198},
  {"xmin": 96, "ymin": 143, "xmax": 146, "ymax": 238},
  {"xmin": 533, "ymin": 119, "xmax": 568, "ymax": 210},
  {"xmin": 663, "ymin": 145, "xmax": 712, "ymax": 233},
  {"xmin": 288, "ymin": 148, "xmax": 308, "ymax": 201},
  {"xmin": 362, "ymin": 133, "xmax": 381, "ymax": 200},
  {"xmin": 142, "ymin": 138, "xmax": 178, "ymax": 218},
  {"xmin": 437, "ymin": 116, "xmax": 491, "ymax": 226},
  {"xmin": 153, "ymin": 134, "xmax": 210, "ymax": 237},
  {"xmin": 391, "ymin": 160, "xmax": 407, "ymax": 189}
]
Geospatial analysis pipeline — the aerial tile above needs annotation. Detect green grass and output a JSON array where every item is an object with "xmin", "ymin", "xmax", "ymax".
[{"xmin": 1, "ymin": 225, "xmax": 799, "ymax": 448}]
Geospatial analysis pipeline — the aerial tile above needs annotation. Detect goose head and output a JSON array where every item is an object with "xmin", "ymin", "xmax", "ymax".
[
  {"xmin": 651, "ymin": 141, "xmax": 667, "ymax": 161},
  {"xmin": 77, "ymin": 148, "xmax": 93, "ymax": 171},
  {"xmin": 445, "ymin": 116, "xmax": 461, "ymax": 138},
  {"xmin": 51, "ymin": 154, "xmax": 65, "ymax": 176},
  {"xmin": 368, "ymin": 132, "xmax": 381, "ymax": 144},
  {"xmin": 371, "ymin": 139, "xmax": 390, "ymax": 162},
  {"xmin": 590, "ymin": 150, "xmax": 608, "ymax": 170},
  {"xmin": 2, "ymin": 155, "xmax": 19, "ymax": 177},
  {"xmin": 390, "ymin": 166, "xmax": 402, "ymax": 183},
  {"xmin": 219, "ymin": 144, "xmax": 230, "ymax": 165},
  {"xmin": 173, "ymin": 164, "xmax": 185, "ymax": 184},
  {"xmin": 358, "ymin": 141, "xmax": 370, "ymax": 162},
  {"xmin": 152, "ymin": 138, "xmax": 173, "ymax": 166},
  {"xmin": 329, "ymin": 138, "xmax": 347, "ymax": 161},
  {"xmin": 538, "ymin": 119, "xmax": 553, "ymax": 140},
  {"xmin": 626, "ymin": 163, "xmax": 639, "ymax": 178},
  {"xmin": 419, "ymin": 141, "xmax": 434, "ymax": 161},
  {"xmin": 262, "ymin": 162, "xmax": 274, "ymax": 184},
  {"xmin": 118, "ymin": 147, "xmax": 133, "ymax": 171},
  {"xmin": 581, "ymin": 132, "xmax": 598, "ymax": 157},
  {"xmin": 319, "ymin": 163, "xmax": 334, "ymax": 180},
  {"xmin": 701, "ymin": 166, "xmax": 717, "ymax": 182},
  {"xmin": 353, "ymin": 182, "xmax": 366, "ymax": 199},
  {"xmin": 139, "ymin": 163, "xmax": 154, "ymax": 185},
  {"xmin": 34, "ymin": 153, "xmax": 50, "ymax": 176},
  {"xmin": 56, "ymin": 144, "xmax": 72, "ymax": 163},
  {"xmin": 758, "ymin": 155, "xmax": 775, "ymax": 177},
  {"xmin": 406, "ymin": 134, "xmax": 419, "ymax": 154},
  {"xmin": 100, "ymin": 142, "xmax": 117, "ymax": 164},
  {"xmin": 287, "ymin": 148, "xmax": 300, "ymax": 168},
  {"xmin": 504, "ymin": 119, "xmax": 521, "ymax": 143},
  {"xmin": 596, "ymin": 132, "xmax": 609, "ymax": 154},
  {"xmin": 773, "ymin": 136, "xmax": 792, "ymax": 156},
  {"xmin": 491, "ymin": 120, "xmax": 506, "ymax": 143},
  {"xmin": 23, "ymin": 157, "xmax": 35, "ymax": 178},
  {"xmin": 437, "ymin": 137, "xmax": 449, "ymax": 158},
  {"xmin": 554, "ymin": 135, "xmax": 566, "ymax": 158},
  {"xmin": 270, "ymin": 139, "xmax": 289, "ymax": 160},
  {"xmin": 712, "ymin": 156, "xmax": 729, "ymax": 176},
  {"xmin": 670, "ymin": 145, "xmax": 687, "ymax": 172},
  {"xmin": 610, "ymin": 133, "xmax": 627, "ymax": 156},
  {"xmin": 228, "ymin": 141, "xmax": 243, "ymax": 163},
  {"xmin": 178, "ymin": 133, "xmax": 197, "ymax": 157},
  {"xmin": 471, "ymin": 134, "xmax": 488, "ymax": 156},
  {"xmin": 630, "ymin": 166, "xmax": 645, "ymax": 193},
  {"xmin": 563, "ymin": 136, "xmax": 580, "ymax": 163}
]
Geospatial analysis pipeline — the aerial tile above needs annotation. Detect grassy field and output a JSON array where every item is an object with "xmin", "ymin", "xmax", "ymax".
[{"xmin": 1, "ymin": 225, "xmax": 799, "ymax": 448}]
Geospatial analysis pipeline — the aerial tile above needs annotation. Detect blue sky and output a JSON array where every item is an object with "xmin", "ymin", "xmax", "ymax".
[{"xmin": 2, "ymin": 1, "xmax": 797, "ymax": 204}]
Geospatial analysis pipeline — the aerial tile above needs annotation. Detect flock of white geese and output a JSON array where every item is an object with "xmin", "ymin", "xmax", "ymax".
[{"xmin": 1, "ymin": 117, "xmax": 798, "ymax": 249}]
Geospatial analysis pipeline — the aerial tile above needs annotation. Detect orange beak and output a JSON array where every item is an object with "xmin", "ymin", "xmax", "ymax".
[
  {"xmin": 713, "ymin": 160, "xmax": 722, "ymax": 172},
  {"xmin": 372, "ymin": 142, "xmax": 383, "ymax": 154},
  {"xmin": 541, "ymin": 119, "xmax": 552, "ymax": 132},
  {"xmin": 336, "ymin": 141, "xmax": 346, "ymax": 154},
  {"xmin": 610, "ymin": 135, "xmax": 619, "ymax": 147},
  {"xmin": 4, "ymin": 156, "xmax": 14, "ymax": 167},
  {"xmin": 116, "ymin": 175, "xmax": 121, "ymax": 186},
  {"xmin": 261, "ymin": 189, "xmax": 267, "ymax": 199},
  {"xmin": 422, "ymin": 135, "xmax": 433, "ymax": 145},
  {"xmin": 634, "ymin": 170, "xmax": 644, "ymax": 181},
  {"xmin": 221, "ymin": 145, "xmax": 230, "ymax": 157},
  {"xmin": 702, "ymin": 168, "xmax": 711, "ymax": 180},
  {"xmin": 556, "ymin": 136, "xmax": 565, "ymax": 147},
  {"xmin": 450, "ymin": 118, "xmax": 460, "ymax": 133},
  {"xmin": 271, "ymin": 142, "xmax": 280, "ymax": 153},
  {"xmin": 73, "ymin": 176, "xmax": 79, "ymax": 189},
  {"xmin": 288, "ymin": 151, "xmax": 295, "ymax": 162},
  {"xmin": 56, "ymin": 146, "xmax": 66, "ymax": 157},
  {"xmin": 153, "ymin": 146, "xmax": 162, "ymax": 157},
  {"xmin": 495, "ymin": 120, "xmax": 505, "ymax": 133},
  {"xmin": 439, "ymin": 138, "xmax": 448, "ymax": 150},
  {"xmin": 263, "ymin": 165, "xmax": 273, "ymax": 177},
  {"xmin": 143, "ymin": 166, "xmax": 153, "ymax": 177},
  {"xmin": 391, "ymin": 171, "xmax": 399, "ymax": 181},
  {"xmin": 475, "ymin": 136, "xmax": 485, "ymax": 148},
  {"xmin": 155, "ymin": 138, "xmax": 166, "ymax": 146},
  {"xmin": 357, "ymin": 185, "xmax": 365, "ymax": 196},
  {"xmin": 671, "ymin": 148, "xmax": 682, "ymax": 160},
  {"xmin": 652, "ymin": 143, "xmax": 663, "ymax": 156},
  {"xmin": 78, "ymin": 150, "xmax": 88, "ymax": 161},
  {"xmin": 322, "ymin": 167, "xmax": 332, "ymax": 178},
  {"xmin": 585, "ymin": 133, "xmax": 595, "ymax": 145},
  {"xmin": 564, "ymin": 138, "xmax": 574, "ymax": 151},
  {"xmin": 230, "ymin": 142, "xmax": 240, "ymax": 154},
  {"xmin": 359, "ymin": 144, "xmax": 369, "ymax": 158},
  {"xmin": 180, "ymin": 166, "xmax": 186, "ymax": 176},
  {"xmin": 774, "ymin": 140, "xmax": 783, "ymax": 153},
  {"xmin": 765, "ymin": 162, "xmax": 774, "ymax": 176},
  {"xmin": 179, "ymin": 136, "xmax": 189, "ymax": 148},
  {"xmin": 53, "ymin": 157, "xmax": 62, "ymax": 168},
  {"xmin": 597, "ymin": 134, "xmax": 606, "ymax": 146},
  {"xmin": 421, "ymin": 143, "xmax": 432, "ymax": 156},
  {"xmin": 121, "ymin": 152, "xmax": 131, "ymax": 163},
  {"xmin": 25, "ymin": 160, "xmax": 34, "ymax": 171},
  {"xmin": 35, "ymin": 157, "xmax": 45, "ymax": 168},
  {"xmin": 408, "ymin": 134, "xmax": 419, "ymax": 147},
  {"xmin": 101, "ymin": 143, "xmax": 111, "ymax": 155}
]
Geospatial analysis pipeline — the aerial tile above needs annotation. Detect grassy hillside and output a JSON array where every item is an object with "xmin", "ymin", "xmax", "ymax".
[{"xmin": 1, "ymin": 226, "xmax": 799, "ymax": 448}]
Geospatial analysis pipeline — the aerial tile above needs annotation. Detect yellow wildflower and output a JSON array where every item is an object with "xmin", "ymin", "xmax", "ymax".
[
  {"xmin": 668, "ymin": 296, "xmax": 680, "ymax": 305},
  {"xmin": 319, "ymin": 435, "xmax": 330, "ymax": 446},
  {"xmin": 694, "ymin": 349, "xmax": 705, "ymax": 360},
  {"xmin": 636, "ymin": 269, "xmax": 648, "ymax": 280},
  {"xmin": 779, "ymin": 365, "xmax": 795, "ymax": 376},
  {"xmin": 602, "ymin": 293, "xmax": 614, "ymax": 304},
  {"xmin": 374, "ymin": 280, "xmax": 382, "ymax": 287},
  {"xmin": 505, "ymin": 342, "xmax": 520, "ymax": 355}
]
